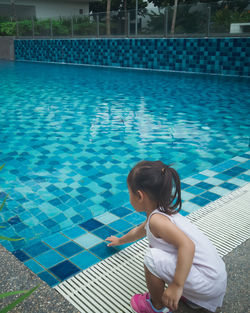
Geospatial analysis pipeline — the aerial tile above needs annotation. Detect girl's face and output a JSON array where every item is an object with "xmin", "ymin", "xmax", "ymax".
[{"xmin": 128, "ymin": 186, "xmax": 144, "ymax": 212}]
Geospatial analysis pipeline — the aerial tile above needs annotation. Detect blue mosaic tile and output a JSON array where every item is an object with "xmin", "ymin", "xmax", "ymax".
[
  {"xmin": 38, "ymin": 271, "xmax": 59, "ymax": 286},
  {"xmin": 190, "ymin": 196, "xmax": 211, "ymax": 206},
  {"xmin": 195, "ymin": 182, "xmax": 214, "ymax": 190},
  {"xmin": 124, "ymin": 212, "xmax": 146, "ymax": 225},
  {"xmin": 110, "ymin": 207, "xmax": 132, "ymax": 217},
  {"xmin": 185, "ymin": 186, "xmax": 204, "ymax": 195},
  {"xmin": 220, "ymin": 182, "xmax": 238, "ymax": 190},
  {"xmin": 24, "ymin": 242, "xmax": 50, "ymax": 258},
  {"xmin": 108, "ymin": 219, "xmax": 133, "ymax": 233},
  {"xmin": 49, "ymin": 260, "xmax": 80, "ymax": 281},
  {"xmin": 61, "ymin": 226, "xmax": 87, "ymax": 239},
  {"xmin": 90, "ymin": 242, "xmax": 117, "ymax": 259},
  {"xmin": 13, "ymin": 249, "xmax": 30, "ymax": 262},
  {"xmin": 35, "ymin": 249, "xmax": 64, "ymax": 268},
  {"xmin": 79, "ymin": 219, "xmax": 104, "ymax": 231},
  {"xmin": 93, "ymin": 225, "xmax": 117, "ymax": 240},
  {"xmin": 56, "ymin": 241, "xmax": 83, "ymax": 258},
  {"xmin": 24, "ymin": 259, "xmax": 44, "ymax": 273},
  {"xmin": 70, "ymin": 251, "xmax": 100, "ymax": 270},
  {"xmin": 201, "ymin": 191, "xmax": 221, "ymax": 201},
  {"xmin": 223, "ymin": 166, "xmax": 246, "ymax": 177},
  {"xmin": 94, "ymin": 212, "xmax": 119, "ymax": 224},
  {"xmin": 74, "ymin": 233, "xmax": 103, "ymax": 249}
]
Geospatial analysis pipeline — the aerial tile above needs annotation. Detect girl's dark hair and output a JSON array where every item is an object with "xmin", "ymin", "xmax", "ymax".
[{"xmin": 127, "ymin": 160, "xmax": 181, "ymax": 215}]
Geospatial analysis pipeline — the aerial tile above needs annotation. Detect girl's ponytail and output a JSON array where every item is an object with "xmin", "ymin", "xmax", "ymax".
[{"xmin": 127, "ymin": 161, "xmax": 181, "ymax": 215}]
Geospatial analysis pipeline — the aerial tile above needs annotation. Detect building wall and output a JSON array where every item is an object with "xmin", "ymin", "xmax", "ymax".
[
  {"xmin": 14, "ymin": 38, "xmax": 250, "ymax": 76},
  {"xmin": 0, "ymin": 0, "xmax": 89, "ymax": 19},
  {"xmin": 0, "ymin": 36, "xmax": 15, "ymax": 60}
]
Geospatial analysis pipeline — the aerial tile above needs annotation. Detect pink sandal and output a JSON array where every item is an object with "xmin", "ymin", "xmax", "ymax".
[{"xmin": 131, "ymin": 292, "xmax": 172, "ymax": 313}]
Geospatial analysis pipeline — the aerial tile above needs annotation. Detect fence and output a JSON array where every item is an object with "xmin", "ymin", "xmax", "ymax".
[{"xmin": 0, "ymin": 1, "xmax": 250, "ymax": 38}]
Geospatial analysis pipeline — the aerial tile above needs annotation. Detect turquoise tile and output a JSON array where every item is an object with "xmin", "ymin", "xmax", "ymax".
[
  {"xmin": 124, "ymin": 213, "xmax": 146, "ymax": 225},
  {"xmin": 24, "ymin": 259, "xmax": 44, "ymax": 273},
  {"xmin": 38, "ymin": 271, "xmax": 59, "ymax": 287},
  {"xmin": 74, "ymin": 233, "xmax": 103, "ymax": 249},
  {"xmin": 35, "ymin": 249, "xmax": 64, "ymax": 268},
  {"xmin": 181, "ymin": 190, "xmax": 195, "ymax": 201},
  {"xmin": 70, "ymin": 251, "xmax": 100, "ymax": 269},
  {"xmin": 204, "ymin": 177, "xmax": 224, "ymax": 186},
  {"xmin": 94, "ymin": 212, "xmax": 119, "ymax": 224},
  {"xmin": 108, "ymin": 219, "xmax": 133, "ymax": 232},
  {"xmin": 61, "ymin": 226, "xmax": 87, "ymax": 239},
  {"xmin": 43, "ymin": 233, "xmax": 69, "ymax": 248}
]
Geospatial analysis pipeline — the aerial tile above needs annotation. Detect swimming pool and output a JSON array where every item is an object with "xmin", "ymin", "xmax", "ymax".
[{"xmin": 0, "ymin": 60, "xmax": 249, "ymax": 286}]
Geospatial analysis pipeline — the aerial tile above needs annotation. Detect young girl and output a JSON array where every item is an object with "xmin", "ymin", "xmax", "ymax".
[{"xmin": 106, "ymin": 161, "xmax": 227, "ymax": 313}]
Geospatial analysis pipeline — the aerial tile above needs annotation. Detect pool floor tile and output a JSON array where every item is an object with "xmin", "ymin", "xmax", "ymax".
[
  {"xmin": 61, "ymin": 225, "xmax": 87, "ymax": 239},
  {"xmin": 38, "ymin": 271, "xmax": 59, "ymax": 287},
  {"xmin": 23, "ymin": 241, "xmax": 50, "ymax": 258},
  {"xmin": 108, "ymin": 219, "xmax": 133, "ymax": 232},
  {"xmin": 190, "ymin": 196, "xmax": 211, "ymax": 206},
  {"xmin": 74, "ymin": 233, "xmax": 103, "ymax": 249},
  {"xmin": 35, "ymin": 249, "xmax": 64, "ymax": 268},
  {"xmin": 94, "ymin": 212, "xmax": 119, "ymax": 224},
  {"xmin": 49, "ymin": 260, "xmax": 80, "ymax": 281},
  {"xmin": 24, "ymin": 259, "xmax": 44, "ymax": 273},
  {"xmin": 79, "ymin": 219, "xmax": 104, "ymax": 231},
  {"xmin": 93, "ymin": 225, "xmax": 117, "ymax": 240},
  {"xmin": 56, "ymin": 241, "xmax": 83, "ymax": 258},
  {"xmin": 90, "ymin": 242, "xmax": 117, "ymax": 259},
  {"xmin": 70, "ymin": 251, "xmax": 100, "ymax": 269},
  {"xmin": 110, "ymin": 206, "xmax": 132, "ymax": 217},
  {"xmin": 42, "ymin": 233, "xmax": 69, "ymax": 248}
]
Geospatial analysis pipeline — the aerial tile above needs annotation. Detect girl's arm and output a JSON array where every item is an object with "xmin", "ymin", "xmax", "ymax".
[
  {"xmin": 149, "ymin": 214, "xmax": 195, "ymax": 311},
  {"xmin": 106, "ymin": 221, "xmax": 146, "ymax": 246}
]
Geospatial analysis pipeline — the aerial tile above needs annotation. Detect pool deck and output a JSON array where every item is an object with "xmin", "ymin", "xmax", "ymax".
[
  {"xmin": 0, "ymin": 238, "xmax": 249, "ymax": 312},
  {"xmin": 1, "ymin": 184, "xmax": 249, "ymax": 312}
]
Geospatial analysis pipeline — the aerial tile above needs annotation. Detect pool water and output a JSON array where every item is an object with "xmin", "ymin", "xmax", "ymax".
[{"xmin": 0, "ymin": 60, "xmax": 249, "ymax": 286}]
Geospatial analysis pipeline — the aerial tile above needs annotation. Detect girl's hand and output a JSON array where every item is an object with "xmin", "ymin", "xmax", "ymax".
[
  {"xmin": 162, "ymin": 282, "xmax": 183, "ymax": 311},
  {"xmin": 106, "ymin": 235, "xmax": 121, "ymax": 247}
]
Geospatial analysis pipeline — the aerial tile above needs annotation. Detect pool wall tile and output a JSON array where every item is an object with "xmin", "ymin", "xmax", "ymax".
[{"xmin": 14, "ymin": 38, "xmax": 250, "ymax": 76}]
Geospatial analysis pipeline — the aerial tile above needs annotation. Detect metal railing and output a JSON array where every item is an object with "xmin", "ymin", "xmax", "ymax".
[{"xmin": 0, "ymin": 1, "xmax": 249, "ymax": 38}]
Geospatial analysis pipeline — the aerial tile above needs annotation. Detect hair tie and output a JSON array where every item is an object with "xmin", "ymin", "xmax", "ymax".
[{"xmin": 161, "ymin": 167, "xmax": 166, "ymax": 175}]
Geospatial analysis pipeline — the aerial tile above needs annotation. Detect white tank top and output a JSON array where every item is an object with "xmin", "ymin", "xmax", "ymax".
[{"xmin": 145, "ymin": 210, "xmax": 225, "ymax": 278}]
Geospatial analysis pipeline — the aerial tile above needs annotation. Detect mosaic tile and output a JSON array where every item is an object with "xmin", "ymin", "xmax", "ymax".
[
  {"xmin": 49, "ymin": 260, "xmax": 80, "ymax": 281},
  {"xmin": 42, "ymin": 233, "xmax": 69, "ymax": 248},
  {"xmin": 23, "ymin": 242, "xmax": 50, "ymax": 258},
  {"xmin": 70, "ymin": 251, "xmax": 100, "ymax": 270},
  {"xmin": 94, "ymin": 212, "xmax": 119, "ymax": 224},
  {"xmin": 90, "ymin": 242, "xmax": 117, "ymax": 259},
  {"xmin": 79, "ymin": 219, "xmax": 104, "ymax": 231},
  {"xmin": 74, "ymin": 233, "xmax": 103, "ymax": 249},
  {"xmin": 38, "ymin": 271, "xmax": 59, "ymax": 286},
  {"xmin": 15, "ymin": 38, "xmax": 250, "ymax": 76},
  {"xmin": 56, "ymin": 241, "xmax": 83, "ymax": 258},
  {"xmin": 209, "ymin": 186, "xmax": 230, "ymax": 196},
  {"xmin": 61, "ymin": 226, "xmax": 87, "ymax": 239},
  {"xmin": 24, "ymin": 259, "xmax": 44, "ymax": 274},
  {"xmin": 35, "ymin": 249, "xmax": 64, "ymax": 268}
]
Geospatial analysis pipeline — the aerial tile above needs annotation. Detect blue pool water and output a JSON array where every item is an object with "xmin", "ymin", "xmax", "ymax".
[{"xmin": 0, "ymin": 60, "xmax": 249, "ymax": 286}]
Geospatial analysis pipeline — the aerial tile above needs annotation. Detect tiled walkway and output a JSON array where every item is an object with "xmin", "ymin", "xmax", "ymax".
[{"xmin": 9, "ymin": 151, "xmax": 249, "ymax": 287}]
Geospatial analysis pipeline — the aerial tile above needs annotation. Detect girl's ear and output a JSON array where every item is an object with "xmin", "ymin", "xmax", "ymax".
[{"xmin": 137, "ymin": 190, "xmax": 144, "ymax": 202}]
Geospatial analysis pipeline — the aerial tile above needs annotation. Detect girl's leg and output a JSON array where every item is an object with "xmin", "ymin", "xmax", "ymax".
[{"xmin": 144, "ymin": 264, "xmax": 165, "ymax": 310}]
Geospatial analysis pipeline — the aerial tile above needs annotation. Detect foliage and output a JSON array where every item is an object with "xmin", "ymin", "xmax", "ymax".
[
  {"xmin": 145, "ymin": 5, "xmax": 208, "ymax": 34},
  {"xmin": 89, "ymin": 0, "xmax": 147, "ymax": 14},
  {"xmin": 211, "ymin": 8, "xmax": 250, "ymax": 31},
  {"xmin": 0, "ymin": 22, "xmax": 16, "ymax": 36},
  {"xmin": 0, "ymin": 286, "xmax": 40, "ymax": 313},
  {"xmin": 0, "ymin": 164, "xmax": 39, "ymax": 313}
]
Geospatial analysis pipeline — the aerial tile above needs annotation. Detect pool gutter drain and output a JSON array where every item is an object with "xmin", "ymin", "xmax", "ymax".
[{"xmin": 55, "ymin": 183, "xmax": 250, "ymax": 313}]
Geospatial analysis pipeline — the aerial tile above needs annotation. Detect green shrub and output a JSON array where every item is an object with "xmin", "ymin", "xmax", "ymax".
[{"xmin": 0, "ymin": 21, "xmax": 16, "ymax": 36}]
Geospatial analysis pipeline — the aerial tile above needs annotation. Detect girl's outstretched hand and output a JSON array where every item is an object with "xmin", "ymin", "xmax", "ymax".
[
  {"xmin": 106, "ymin": 235, "xmax": 121, "ymax": 247},
  {"xmin": 162, "ymin": 282, "xmax": 183, "ymax": 311}
]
